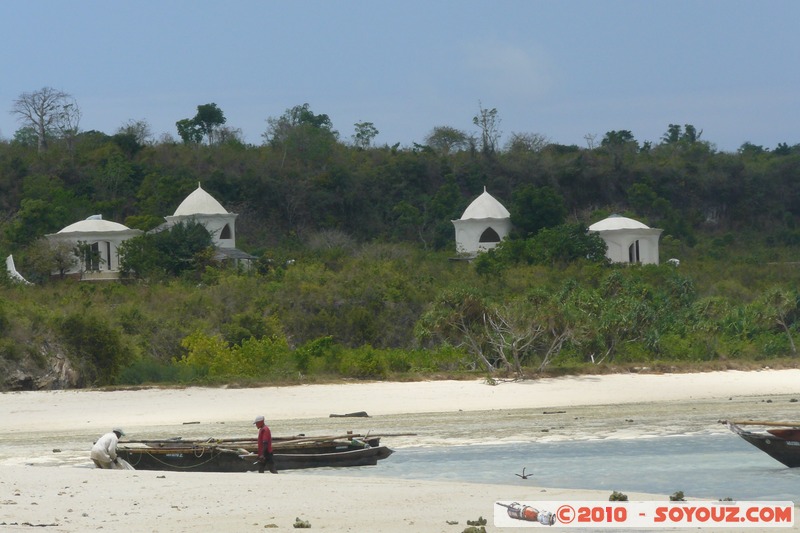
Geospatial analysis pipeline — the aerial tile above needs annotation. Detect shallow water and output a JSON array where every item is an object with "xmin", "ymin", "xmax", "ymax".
[
  {"xmin": 3, "ymin": 394, "xmax": 798, "ymax": 502},
  {"xmin": 296, "ymin": 433, "xmax": 800, "ymax": 501}
]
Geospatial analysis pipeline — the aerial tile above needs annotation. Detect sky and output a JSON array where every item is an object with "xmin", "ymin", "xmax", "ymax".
[{"xmin": 1, "ymin": 1, "xmax": 798, "ymax": 153}]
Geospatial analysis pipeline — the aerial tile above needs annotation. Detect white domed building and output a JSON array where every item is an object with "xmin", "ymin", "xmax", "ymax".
[
  {"xmin": 452, "ymin": 187, "xmax": 512, "ymax": 257},
  {"xmin": 164, "ymin": 184, "xmax": 254, "ymax": 264},
  {"xmin": 588, "ymin": 214, "xmax": 663, "ymax": 265},
  {"xmin": 45, "ymin": 215, "xmax": 143, "ymax": 279},
  {"xmin": 43, "ymin": 184, "xmax": 254, "ymax": 281},
  {"xmin": 165, "ymin": 184, "xmax": 237, "ymax": 249}
]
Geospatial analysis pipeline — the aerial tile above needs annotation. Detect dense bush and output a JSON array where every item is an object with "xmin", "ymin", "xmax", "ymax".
[
  {"xmin": 2, "ymin": 235, "xmax": 800, "ymax": 389},
  {"xmin": 59, "ymin": 311, "xmax": 134, "ymax": 386}
]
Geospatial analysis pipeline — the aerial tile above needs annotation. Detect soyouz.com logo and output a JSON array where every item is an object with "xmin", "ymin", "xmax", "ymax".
[{"xmin": 494, "ymin": 500, "xmax": 795, "ymax": 528}]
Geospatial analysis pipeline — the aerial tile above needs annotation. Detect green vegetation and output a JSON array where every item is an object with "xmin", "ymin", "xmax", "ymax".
[
  {"xmin": 1, "ymin": 96, "xmax": 800, "ymax": 389},
  {"xmin": 1, "ymin": 240, "xmax": 799, "ymax": 389}
]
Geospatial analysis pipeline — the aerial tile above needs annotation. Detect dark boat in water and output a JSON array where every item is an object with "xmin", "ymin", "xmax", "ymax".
[
  {"xmin": 724, "ymin": 420, "xmax": 800, "ymax": 468},
  {"xmin": 117, "ymin": 433, "xmax": 394, "ymax": 472}
]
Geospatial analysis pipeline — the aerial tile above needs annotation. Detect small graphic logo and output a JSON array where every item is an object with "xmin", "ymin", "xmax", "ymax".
[{"xmin": 496, "ymin": 501, "xmax": 556, "ymax": 525}]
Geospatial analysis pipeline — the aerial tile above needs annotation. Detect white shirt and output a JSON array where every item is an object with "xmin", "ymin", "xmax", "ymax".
[{"xmin": 91, "ymin": 432, "xmax": 119, "ymax": 462}]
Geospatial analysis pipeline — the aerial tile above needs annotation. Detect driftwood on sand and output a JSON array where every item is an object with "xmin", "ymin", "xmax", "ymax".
[{"xmin": 329, "ymin": 411, "xmax": 369, "ymax": 418}]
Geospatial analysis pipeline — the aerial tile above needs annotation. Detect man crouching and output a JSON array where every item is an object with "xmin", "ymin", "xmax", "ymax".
[{"xmin": 91, "ymin": 428, "xmax": 125, "ymax": 469}]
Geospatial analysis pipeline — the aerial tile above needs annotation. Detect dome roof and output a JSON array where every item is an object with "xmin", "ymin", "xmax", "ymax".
[
  {"xmin": 173, "ymin": 184, "xmax": 228, "ymax": 216},
  {"xmin": 460, "ymin": 188, "xmax": 510, "ymax": 220},
  {"xmin": 57, "ymin": 216, "xmax": 133, "ymax": 234},
  {"xmin": 589, "ymin": 214, "xmax": 650, "ymax": 231}
]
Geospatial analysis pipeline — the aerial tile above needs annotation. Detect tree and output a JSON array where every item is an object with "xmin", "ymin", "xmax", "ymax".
[
  {"xmin": 504, "ymin": 132, "xmax": 549, "ymax": 153},
  {"xmin": 661, "ymin": 124, "xmax": 703, "ymax": 145},
  {"xmin": 352, "ymin": 121, "xmax": 379, "ymax": 149},
  {"xmin": 116, "ymin": 119, "xmax": 153, "ymax": 145},
  {"xmin": 263, "ymin": 103, "xmax": 337, "ymax": 145},
  {"xmin": 21, "ymin": 238, "xmax": 77, "ymax": 282},
  {"xmin": 176, "ymin": 103, "xmax": 227, "ymax": 145},
  {"xmin": 11, "ymin": 87, "xmax": 80, "ymax": 153},
  {"xmin": 601, "ymin": 130, "xmax": 639, "ymax": 169},
  {"xmin": 757, "ymin": 288, "xmax": 798, "ymax": 355},
  {"xmin": 194, "ymin": 103, "xmax": 226, "ymax": 144},
  {"xmin": 525, "ymin": 224, "xmax": 608, "ymax": 266},
  {"xmin": 263, "ymin": 103, "xmax": 339, "ymax": 169},
  {"xmin": 5, "ymin": 198, "xmax": 67, "ymax": 246},
  {"xmin": 215, "ymin": 126, "xmax": 244, "ymax": 145},
  {"xmin": 176, "ymin": 118, "xmax": 203, "ymax": 144},
  {"xmin": 424, "ymin": 126, "xmax": 469, "ymax": 155},
  {"xmin": 661, "ymin": 124, "xmax": 682, "ymax": 144},
  {"xmin": 415, "ymin": 287, "xmax": 497, "ymax": 372},
  {"xmin": 56, "ymin": 98, "xmax": 81, "ymax": 152},
  {"xmin": 601, "ymin": 130, "xmax": 636, "ymax": 147},
  {"xmin": 472, "ymin": 102, "xmax": 501, "ymax": 155},
  {"xmin": 59, "ymin": 311, "xmax": 132, "ymax": 386},
  {"xmin": 510, "ymin": 185, "xmax": 567, "ymax": 237},
  {"xmin": 119, "ymin": 221, "xmax": 214, "ymax": 279},
  {"xmin": 11, "ymin": 126, "xmax": 38, "ymax": 148}
]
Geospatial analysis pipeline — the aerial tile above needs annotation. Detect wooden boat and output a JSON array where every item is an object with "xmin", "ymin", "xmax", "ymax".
[
  {"xmin": 117, "ymin": 433, "xmax": 394, "ymax": 473},
  {"xmin": 723, "ymin": 420, "xmax": 800, "ymax": 468}
]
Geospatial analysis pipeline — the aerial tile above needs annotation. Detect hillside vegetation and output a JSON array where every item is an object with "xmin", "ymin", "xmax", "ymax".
[{"xmin": 1, "ymin": 102, "xmax": 800, "ymax": 390}]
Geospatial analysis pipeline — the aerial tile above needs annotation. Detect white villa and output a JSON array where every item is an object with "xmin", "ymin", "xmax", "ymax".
[
  {"xmin": 164, "ymin": 184, "xmax": 254, "ymax": 264},
  {"xmin": 45, "ymin": 216, "xmax": 143, "ymax": 280},
  {"xmin": 452, "ymin": 187, "xmax": 512, "ymax": 257},
  {"xmin": 588, "ymin": 214, "xmax": 663, "ymax": 265},
  {"xmin": 44, "ymin": 184, "xmax": 252, "ymax": 280},
  {"xmin": 165, "ymin": 184, "xmax": 236, "ymax": 249}
]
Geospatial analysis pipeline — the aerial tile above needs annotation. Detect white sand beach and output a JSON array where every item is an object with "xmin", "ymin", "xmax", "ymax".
[{"xmin": 1, "ymin": 369, "xmax": 799, "ymax": 532}]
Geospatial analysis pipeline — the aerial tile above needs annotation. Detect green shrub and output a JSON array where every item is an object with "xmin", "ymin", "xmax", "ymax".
[
  {"xmin": 613, "ymin": 341, "xmax": 651, "ymax": 363},
  {"xmin": 59, "ymin": 312, "xmax": 134, "ymax": 386},
  {"xmin": 0, "ymin": 337, "xmax": 23, "ymax": 362},
  {"xmin": 118, "ymin": 357, "xmax": 183, "ymax": 384},
  {"xmin": 656, "ymin": 333, "xmax": 708, "ymax": 361},
  {"xmin": 294, "ymin": 336, "xmax": 341, "ymax": 374},
  {"xmin": 410, "ymin": 344, "xmax": 469, "ymax": 372},
  {"xmin": 338, "ymin": 345, "xmax": 389, "ymax": 379}
]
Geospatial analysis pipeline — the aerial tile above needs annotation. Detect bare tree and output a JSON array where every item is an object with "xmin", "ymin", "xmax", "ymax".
[
  {"xmin": 472, "ymin": 101, "xmax": 501, "ymax": 155},
  {"xmin": 215, "ymin": 125, "xmax": 244, "ymax": 144},
  {"xmin": 484, "ymin": 303, "xmax": 574, "ymax": 377},
  {"xmin": 116, "ymin": 119, "xmax": 153, "ymax": 145},
  {"xmin": 504, "ymin": 132, "xmax": 549, "ymax": 153},
  {"xmin": 56, "ymin": 97, "xmax": 81, "ymax": 152},
  {"xmin": 11, "ymin": 87, "xmax": 80, "ymax": 153}
]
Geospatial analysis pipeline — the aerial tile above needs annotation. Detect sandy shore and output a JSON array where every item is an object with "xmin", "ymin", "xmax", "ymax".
[{"xmin": 1, "ymin": 369, "xmax": 799, "ymax": 531}]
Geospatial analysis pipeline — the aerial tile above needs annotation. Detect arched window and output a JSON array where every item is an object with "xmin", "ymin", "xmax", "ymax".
[
  {"xmin": 628, "ymin": 240, "xmax": 640, "ymax": 263},
  {"xmin": 220, "ymin": 224, "xmax": 232, "ymax": 239},
  {"xmin": 479, "ymin": 227, "xmax": 501, "ymax": 243}
]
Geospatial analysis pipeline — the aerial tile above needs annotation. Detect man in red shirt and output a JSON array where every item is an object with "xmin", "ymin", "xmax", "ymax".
[{"xmin": 254, "ymin": 415, "xmax": 277, "ymax": 473}]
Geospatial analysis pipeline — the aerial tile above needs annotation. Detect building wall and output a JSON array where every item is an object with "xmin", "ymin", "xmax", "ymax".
[
  {"xmin": 453, "ymin": 218, "xmax": 512, "ymax": 255},
  {"xmin": 596, "ymin": 229, "xmax": 662, "ymax": 265}
]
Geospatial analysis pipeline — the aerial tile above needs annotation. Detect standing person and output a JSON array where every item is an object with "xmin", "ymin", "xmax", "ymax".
[
  {"xmin": 254, "ymin": 415, "xmax": 277, "ymax": 473},
  {"xmin": 91, "ymin": 428, "xmax": 125, "ymax": 469}
]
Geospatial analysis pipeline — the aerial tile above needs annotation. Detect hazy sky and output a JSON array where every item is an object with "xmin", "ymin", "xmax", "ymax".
[{"xmin": 1, "ymin": 1, "xmax": 797, "ymax": 152}]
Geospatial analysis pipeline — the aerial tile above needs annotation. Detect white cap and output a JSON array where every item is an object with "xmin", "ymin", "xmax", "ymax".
[
  {"xmin": 113, "ymin": 428, "xmax": 126, "ymax": 437},
  {"xmin": 253, "ymin": 415, "xmax": 264, "ymax": 424}
]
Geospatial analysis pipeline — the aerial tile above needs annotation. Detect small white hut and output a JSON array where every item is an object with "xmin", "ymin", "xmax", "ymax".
[
  {"xmin": 45, "ymin": 215, "xmax": 143, "ymax": 279},
  {"xmin": 588, "ymin": 214, "xmax": 662, "ymax": 265},
  {"xmin": 164, "ymin": 184, "xmax": 237, "ymax": 249},
  {"xmin": 164, "ymin": 184, "xmax": 254, "ymax": 264},
  {"xmin": 452, "ymin": 187, "xmax": 512, "ymax": 256}
]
